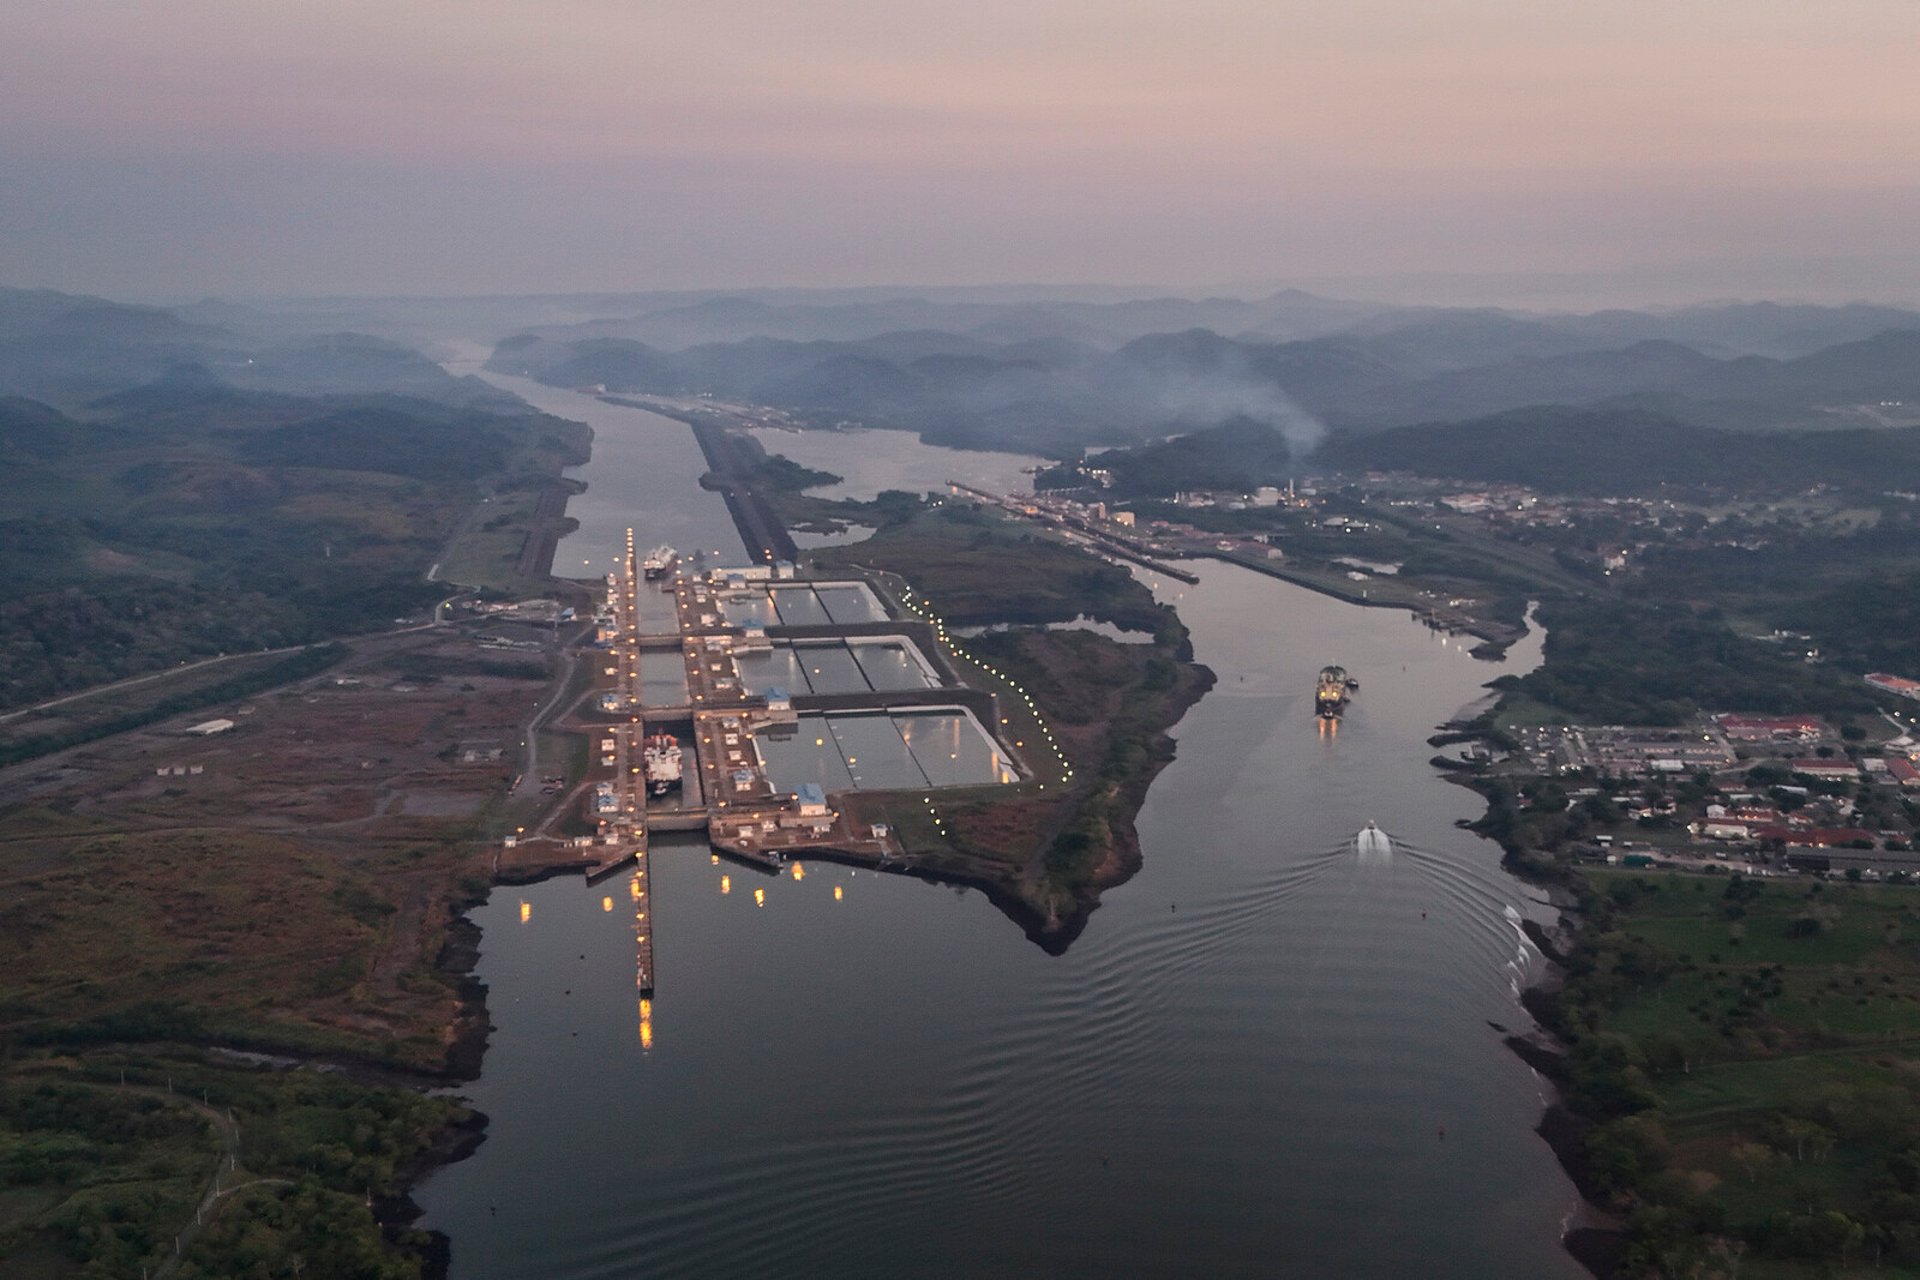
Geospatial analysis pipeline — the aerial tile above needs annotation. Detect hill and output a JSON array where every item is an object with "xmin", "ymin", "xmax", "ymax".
[
  {"xmin": 489, "ymin": 297, "xmax": 1920, "ymax": 456},
  {"xmin": 1316, "ymin": 407, "xmax": 1920, "ymax": 496}
]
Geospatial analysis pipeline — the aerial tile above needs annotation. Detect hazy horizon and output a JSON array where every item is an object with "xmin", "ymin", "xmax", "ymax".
[{"xmin": 4, "ymin": 1, "xmax": 1917, "ymax": 308}]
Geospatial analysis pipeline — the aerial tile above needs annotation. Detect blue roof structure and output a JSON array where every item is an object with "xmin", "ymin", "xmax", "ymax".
[{"xmin": 795, "ymin": 782, "xmax": 826, "ymax": 807}]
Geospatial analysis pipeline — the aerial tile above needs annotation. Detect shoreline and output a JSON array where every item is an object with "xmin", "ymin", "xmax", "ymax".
[
  {"xmin": 1186, "ymin": 550, "xmax": 1527, "ymax": 657},
  {"xmin": 1436, "ymin": 750, "xmax": 1625, "ymax": 1278},
  {"xmin": 398, "ymin": 394, "xmax": 1559, "ymax": 1278}
]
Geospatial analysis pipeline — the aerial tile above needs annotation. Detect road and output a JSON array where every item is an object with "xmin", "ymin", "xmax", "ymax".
[
  {"xmin": 511, "ymin": 641, "xmax": 586, "ymax": 801},
  {"xmin": 0, "ymin": 646, "xmax": 310, "ymax": 727}
]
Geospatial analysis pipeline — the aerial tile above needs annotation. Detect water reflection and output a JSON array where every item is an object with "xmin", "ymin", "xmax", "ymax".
[
  {"xmin": 421, "ymin": 419, "xmax": 1579, "ymax": 1276},
  {"xmin": 755, "ymin": 709, "xmax": 1014, "ymax": 792}
]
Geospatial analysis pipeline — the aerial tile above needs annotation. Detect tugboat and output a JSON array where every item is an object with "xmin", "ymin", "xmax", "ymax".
[
  {"xmin": 1315, "ymin": 665, "xmax": 1357, "ymax": 718},
  {"xmin": 642, "ymin": 733, "xmax": 683, "ymax": 796},
  {"xmin": 641, "ymin": 546, "xmax": 676, "ymax": 580}
]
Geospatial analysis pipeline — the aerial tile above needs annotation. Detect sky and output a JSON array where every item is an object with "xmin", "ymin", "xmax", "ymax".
[{"xmin": 2, "ymin": 0, "xmax": 1917, "ymax": 305}]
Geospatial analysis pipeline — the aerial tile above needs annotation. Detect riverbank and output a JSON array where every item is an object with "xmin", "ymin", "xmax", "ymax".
[
  {"xmin": 1424, "ymin": 743, "xmax": 1627, "ymax": 1278},
  {"xmin": 1435, "ymin": 696, "xmax": 1920, "ymax": 1277},
  {"xmin": 1188, "ymin": 548, "xmax": 1529, "ymax": 657}
]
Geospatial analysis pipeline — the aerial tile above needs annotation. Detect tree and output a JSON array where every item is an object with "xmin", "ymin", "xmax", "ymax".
[{"xmin": 1731, "ymin": 1141, "xmax": 1776, "ymax": 1183}]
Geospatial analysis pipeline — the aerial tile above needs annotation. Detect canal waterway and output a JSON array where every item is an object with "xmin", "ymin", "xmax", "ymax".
[
  {"xmin": 743, "ymin": 425, "xmax": 1039, "ymax": 502},
  {"xmin": 419, "ymin": 368, "xmax": 1584, "ymax": 1278}
]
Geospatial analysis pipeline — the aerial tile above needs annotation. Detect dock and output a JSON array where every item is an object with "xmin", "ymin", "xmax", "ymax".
[
  {"xmin": 945, "ymin": 481, "xmax": 1201, "ymax": 583},
  {"xmin": 532, "ymin": 526, "xmax": 921, "ymax": 1007}
]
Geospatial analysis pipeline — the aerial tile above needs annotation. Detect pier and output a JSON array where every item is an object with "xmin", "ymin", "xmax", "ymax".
[
  {"xmin": 520, "ymin": 528, "xmax": 933, "ymax": 1004},
  {"xmin": 944, "ymin": 481, "xmax": 1201, "ymax": 583}
]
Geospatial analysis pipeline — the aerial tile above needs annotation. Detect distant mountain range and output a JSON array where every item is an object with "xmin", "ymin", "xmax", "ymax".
[
  {"xmin": 0, "ymin": 286, "xmax": 517, "ymax": 411},
  {"xmin": 10, "ymin": 282, "xmax": 1920, "ymax": 488},
  {"xmin": 490, "ymin": 294, "xmax": 1920, "ymax": 454}
]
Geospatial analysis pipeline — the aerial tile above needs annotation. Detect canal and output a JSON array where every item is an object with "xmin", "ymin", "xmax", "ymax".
[{"xmin": 417, "ymin": 372, "xmax": 1585, "ymax": 1278}]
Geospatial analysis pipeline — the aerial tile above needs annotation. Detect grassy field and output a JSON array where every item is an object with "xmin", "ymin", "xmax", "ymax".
[
  {"xmin": 1564, "ymin": 868, "xmax": 1920, "ymax": 1273},
  {"xmin": 814, "ymin": 500, "xmax": 1176, "ymax": 635},
  {"xmin": 809, "ymin": 501, "xmax": 1208, "ymax": 927}
]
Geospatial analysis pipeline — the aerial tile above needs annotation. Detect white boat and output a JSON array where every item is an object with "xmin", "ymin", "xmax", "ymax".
[{"xmin": 641, "ymin": 546, "xmax": 676, "ymax": 580}]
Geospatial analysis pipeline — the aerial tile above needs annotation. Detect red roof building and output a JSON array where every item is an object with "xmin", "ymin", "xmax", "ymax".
[
  {"xmin": 1716, "ymin": 714, "xmax": 1826, "ymax": 741},
  {"xmin": 1752, "ymin": 825, "xmax": 1879, "ymax": 847},
  {"xmin": 1867, "ymin": 673, "xmax": 1920, "ymax": 702},
  {"xmin": 1791, "ymin": 758, "xmax": 1860, "ymax": 779}
]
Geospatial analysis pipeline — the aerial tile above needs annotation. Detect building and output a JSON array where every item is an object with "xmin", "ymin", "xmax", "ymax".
[
  {"xmin": 1867, "ymin": 673, "xmax": 1920, "ymax": 703},
  {"xmin": 1889, "ymin": 756, "xmax": 1920, "ymax": 789},
  {"xmin": 1716, "ymin": 714, "xmax": 1826, "ymax": 742},
  {"xmin": 762, "ymin": 686, "xmax": 797, "ymax": 724},
  {"xmin": 710, "ymin": 564, "xmax": 773, "ymax": 584},
  {"xmin": 1791, "ymin": 758, "xmax": 1860, "ymax": 780}
]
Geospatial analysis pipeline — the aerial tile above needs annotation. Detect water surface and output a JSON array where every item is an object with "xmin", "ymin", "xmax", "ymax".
[
  {"xmin": 744, "ymin": 426, "xmax": 1040, "ymax": 501},
  {"xmin": 419, "ymin": 367, "xmax": 1583, "ymax": 1278}
]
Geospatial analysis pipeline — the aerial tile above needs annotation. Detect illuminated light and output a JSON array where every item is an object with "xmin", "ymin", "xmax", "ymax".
[
  {"xmin": 519, "ymin": 901, "xmax": 531, "ymax": 924},
  {"xmin": 791, "ymin": 862, "xmax": 805, "ymax": 881},
  {"xmin": 754, "ymin": 888, "xmax": 766, "ymax": 908},
  {"xmin": 834, "ymin": 885, "xmax": 844, "ymax": 901},
  {"xmin": 721, "ymin": 876, "xmax": 731, "ymax": 895},
  {"xmin": 711, "ymin": 854, "xmax": 719, "ymax": 865},
  {"xmin": 602, "ymin": 896, "xmax": 614, "ymax": 912}
]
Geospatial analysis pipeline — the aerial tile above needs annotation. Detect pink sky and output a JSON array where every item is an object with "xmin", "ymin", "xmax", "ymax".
[{"xmin": 3, "ymin": 0, "xmax": 1916, "ymax": 301}]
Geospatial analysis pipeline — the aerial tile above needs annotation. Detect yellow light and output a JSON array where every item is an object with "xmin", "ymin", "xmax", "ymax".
[
  {"xmin": 519, "ymin": 901, "xmax": 531, "ymax": 924},
  {"xmin": 754, "ymin": 887, "xmax": 766, "ymax": 907},
  {"xmin": 721, "ymin": 875, "xmax": 731, "ymax": 895},
  {"xmin": 834, "ymin": 885, "xmax": 844, "ymax": 901},
  {"xmin": 602, "ymin": 896, "xmax": 613, "ymax": 912}
]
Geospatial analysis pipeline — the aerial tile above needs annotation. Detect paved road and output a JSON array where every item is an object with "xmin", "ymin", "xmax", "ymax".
[{"xmin": 0, "ymin": 647, "xmax": 310, "ymax": 727}]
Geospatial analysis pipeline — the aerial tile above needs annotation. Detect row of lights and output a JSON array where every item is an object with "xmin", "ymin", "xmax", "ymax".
[{"xmin": 893, "ymin": 586, "xmax": 1074, "ymax": 785}]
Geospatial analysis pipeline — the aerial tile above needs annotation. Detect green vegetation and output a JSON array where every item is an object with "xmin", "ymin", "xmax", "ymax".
[
  {"xmin": 1085, "ymin": 417, "xmax": 1293, "ymax": 498},
  {"xmin": 810, "ymin": 495, "xmax": 1208, "ymax": 924},
  {"xmin": 962, "ymin": 627, "xmax": 1207, "ymax": 903},
  {"xmin": 1543, "ymin": 869, "xmax": 1920, "ymax": 1274},
  {"xmin": 0, "ymin": 808, "xmax": 483, "ymax": 1277},
  {"xmin": 0, "ymin": 389, "xmax": 587, "ymax": 711},
  {"xmin": 813, "ymin": 499, "xmax": 1178, "ymax": 637},
  {"xmin": 1496, "ymin": 597, "xmax": 1874, "ymax": 725},
  {"xmin": 0, "ymin": 1064, "xmax": 466, "ymax": 1279},
  {"xmin": 1320, "ymin": 407, "xmax": 1920, "ymax": 497}
]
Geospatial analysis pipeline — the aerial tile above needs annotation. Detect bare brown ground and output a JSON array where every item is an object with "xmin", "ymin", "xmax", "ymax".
[{"xmin": 0, "ymin": 628, "xmax": 561, "ymax": 1069}]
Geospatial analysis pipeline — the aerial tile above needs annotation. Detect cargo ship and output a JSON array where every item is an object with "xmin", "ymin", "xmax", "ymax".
[
  {"xmin": 1315, "ymin": 665, "xmax": 1358, "ymax": 718},
  {"xmin": 642, "ymin": 733, "xmax": 683, "ymax": 796},
  {"xmin": 642, "ymin": 546, "xmax": 676, "ymax": 580}
]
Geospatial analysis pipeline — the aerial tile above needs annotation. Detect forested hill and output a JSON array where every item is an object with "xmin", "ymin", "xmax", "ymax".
[
  {"xmin": 1315, "ymin": 408, "xmax": 1920, "ymax": 496},
  {"xmin": 0, "ymin": 287, "xmax": 515, "ymax": 410},
  {"xmin": 0, "ymin": 378, "xmax": 588, "ymax": 710},
  {"xmin": 490, "ymin": 299, "xmax": 1920, "ymax": 456},
  {"xmin": 1082, "ymin": 418, "xmax": 1295, "ymax": 498}
]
